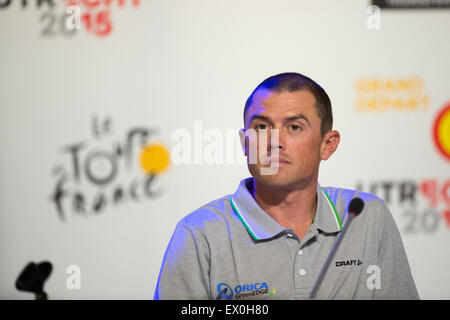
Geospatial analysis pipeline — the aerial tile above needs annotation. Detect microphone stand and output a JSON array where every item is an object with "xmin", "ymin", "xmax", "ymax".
[{"xmin": 309, "ymin": 197, "xmax": 364, "ymax": 300}]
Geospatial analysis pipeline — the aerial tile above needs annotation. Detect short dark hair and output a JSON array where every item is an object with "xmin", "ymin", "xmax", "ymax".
[{"xmin": 244, "ymin": 72, "xmax": 333, "ymax": 137}]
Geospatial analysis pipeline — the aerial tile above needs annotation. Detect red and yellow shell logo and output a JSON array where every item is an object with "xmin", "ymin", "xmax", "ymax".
[{"xmin": 433, "ymin": 103, "xmax": 450, "ymax": 162}]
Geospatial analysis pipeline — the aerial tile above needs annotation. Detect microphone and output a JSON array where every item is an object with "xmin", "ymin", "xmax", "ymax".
[
  {"xmin": 309, "ymin": 197, "xmax": 365, "ymax": 299},
  {"xmin": 16, "ymin": 261, "xmax": 53, "ymax": 300}
]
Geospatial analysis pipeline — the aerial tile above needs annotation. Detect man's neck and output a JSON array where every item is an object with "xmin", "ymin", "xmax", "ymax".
[{"xmin": 250, "ymin": 177, "xmax": 318, "ymax": 238}]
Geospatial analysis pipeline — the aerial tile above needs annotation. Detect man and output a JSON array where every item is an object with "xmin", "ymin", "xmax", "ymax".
[{"xmin": 154, "ymin": 72, "xmax": 419, "ymax": 300}]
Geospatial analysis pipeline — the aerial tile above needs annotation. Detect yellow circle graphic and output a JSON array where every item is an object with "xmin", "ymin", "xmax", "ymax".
[
  {"xmin": 433, "ymin": 104, "xmax": 450, "ymax": 161},
  {"xmin": 140, "ymin": 143, "xmax": 170, "ymax": 174},
  {"xmin": 437, "ymin": 111, "xmax": 450, "ymax": 154}
]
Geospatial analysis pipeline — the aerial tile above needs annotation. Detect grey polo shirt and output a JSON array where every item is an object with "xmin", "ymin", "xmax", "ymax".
[{"xmin": 154, "ymin": 177, "xmax": 419, "ymax": 300}]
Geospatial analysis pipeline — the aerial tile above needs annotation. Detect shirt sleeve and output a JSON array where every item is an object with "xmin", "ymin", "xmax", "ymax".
[
  {"xmin": 154, "ymin": 221, "xmax": 211, "ymax": 300},
  {"xmin": 374, "ymin": 200, "xmax": 420, "ymax": 299}
]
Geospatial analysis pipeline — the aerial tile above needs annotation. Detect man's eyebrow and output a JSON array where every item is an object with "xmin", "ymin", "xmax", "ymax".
[
  {"xmin": 249, "ymin": 114, "xmax": 274, "ymax": 126},
  {"xmin": 284, "ymin": 113, "xmax": 310, "ymax": 125},
  {"xmin": 248, "ymin": 113, "xmax": 311, "ymax": 127}
]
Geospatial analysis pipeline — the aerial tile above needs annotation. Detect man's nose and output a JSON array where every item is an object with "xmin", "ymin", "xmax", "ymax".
[{"xmin": 267, "ymin": 129, "xmax": 284, "ymax": 151}]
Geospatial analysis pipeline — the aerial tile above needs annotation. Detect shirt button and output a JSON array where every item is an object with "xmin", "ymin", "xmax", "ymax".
[
  {"xmin": 298, "ymin": 249, "xmax": 303, "ymax": 255},
  {"xmin": 299, "ymin": 269, "xmax": 306, "ymax": 276}
]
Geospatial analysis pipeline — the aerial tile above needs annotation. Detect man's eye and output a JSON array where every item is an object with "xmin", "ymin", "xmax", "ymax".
[
  {"xmin": 291, "ymin": 125, "xmax": 302, "ymax": 131},
  {"xmin": 255, "ymin": 124, "xmax": 268, "ymax": 130}
]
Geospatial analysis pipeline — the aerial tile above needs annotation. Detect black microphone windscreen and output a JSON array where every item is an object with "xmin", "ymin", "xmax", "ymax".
[
  {"xmin": 16, "ymin": 262, "xmax": 41, "ymax": 292},
  {"xmin": 348, "ymin": 197, "xmax": 364, "ymax": 216},
  {"xmin": 37, "ymin": 261, "xmax": 53, "ymax": 280}
]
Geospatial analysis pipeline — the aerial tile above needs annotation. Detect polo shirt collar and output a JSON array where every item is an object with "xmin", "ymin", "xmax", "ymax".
[{"xmin": 230, "ymin": 177, "xmax": 342, "ymax": 241}]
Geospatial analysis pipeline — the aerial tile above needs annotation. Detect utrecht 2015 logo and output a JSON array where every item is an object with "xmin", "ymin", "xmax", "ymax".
[
  {"xmin": 356, "ymin": 102, "xmax": 450, "ymax": 235},
  {"xmin": 0, "ymin": 0, "xmax": 141, "ymax": 38}
]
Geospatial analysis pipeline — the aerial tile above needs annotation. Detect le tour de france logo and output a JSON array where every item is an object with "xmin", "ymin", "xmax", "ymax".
[{"xmin": 49, "ymin": 115, "xmax": 170, "ymax": 222}]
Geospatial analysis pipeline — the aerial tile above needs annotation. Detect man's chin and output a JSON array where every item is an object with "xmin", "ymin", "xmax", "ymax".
[{"xmin": 250, "ymin": 167, "xmax": 299, "ymax": 188}]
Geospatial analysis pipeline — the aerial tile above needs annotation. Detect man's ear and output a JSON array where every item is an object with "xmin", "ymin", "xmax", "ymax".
[
  {"xmin": 320, "ymin": 130, "xmax": 340, "ymax": 161},
  {"xmin": 239, "ymin": 128, "xmax": 247, "ymax": 156}
]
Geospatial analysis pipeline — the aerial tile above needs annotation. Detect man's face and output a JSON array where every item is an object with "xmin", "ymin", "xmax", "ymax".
[{"xmin": 241, "ymin": 88, "xmax": 330, "ymax": 189}]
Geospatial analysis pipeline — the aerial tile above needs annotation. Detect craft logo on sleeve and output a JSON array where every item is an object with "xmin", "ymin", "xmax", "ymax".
[
  {"xmin": 335, "ymin": 259, "xmax": 363, "ymax": 267},
  {"xmin": 49, "ymin": 115, "xmax": 170, "ymax": 222}
]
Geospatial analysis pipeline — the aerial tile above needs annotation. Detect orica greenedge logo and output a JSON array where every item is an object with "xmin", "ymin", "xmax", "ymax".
[{"xmin": 216, "ymin": 282, "xmax": 275, "ymax": 300}]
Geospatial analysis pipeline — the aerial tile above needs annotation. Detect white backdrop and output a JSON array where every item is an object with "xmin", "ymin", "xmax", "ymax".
[{"xmin": 1, "ymin": 0, "xmax": 449, "ymax": 299}]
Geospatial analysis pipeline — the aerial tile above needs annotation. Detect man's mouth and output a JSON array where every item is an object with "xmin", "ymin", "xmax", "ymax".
[
  {"xmin": 273, "ymin": 158, "xmax": 290, "ymax": 164},
  {"xmin": 261, "ymin": 156, "xmax": 291, "ymax": 164}
]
